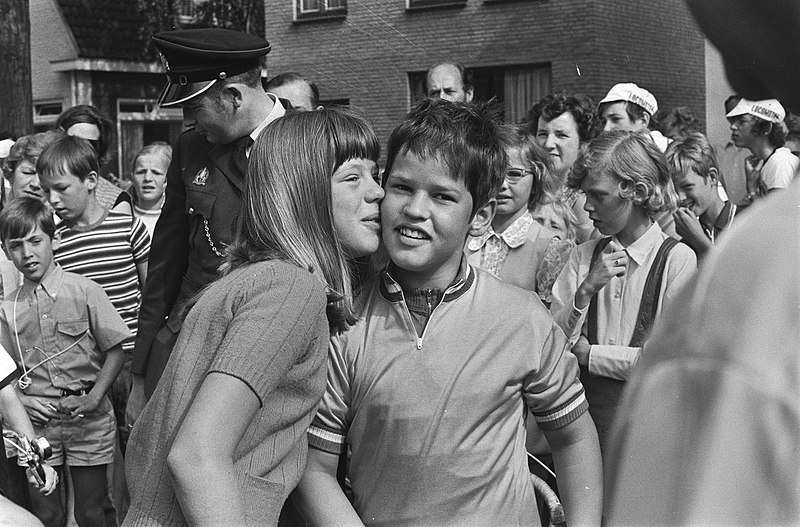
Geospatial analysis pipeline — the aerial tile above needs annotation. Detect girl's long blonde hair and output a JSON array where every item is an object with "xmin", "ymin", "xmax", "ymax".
[{"xmin": 222, "ymin": 107, "xmax": 380, "ymax": 334}]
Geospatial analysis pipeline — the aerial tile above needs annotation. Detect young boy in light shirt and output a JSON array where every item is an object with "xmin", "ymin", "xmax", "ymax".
[
  {"xmin": 0, "ymin": 197, "xmax": 130, "ymax": 527},
  {"xmin": 551, "ymin": 130, "xmax": 697, "ymax": 456}
]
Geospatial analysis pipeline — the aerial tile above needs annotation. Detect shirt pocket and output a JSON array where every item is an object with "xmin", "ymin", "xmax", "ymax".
[
  {"xmin": 56, "ymin": 319, "xmax": 94, "ymax": 370},
  {"xmin": 185, "ymin": 188, "xmax": 216, "ymax": 220},
  {"xmin": 55, "ymin": 319, "xmax": 93, "ymax": 356},
  {"xmin": 57, "ymin": 319, "xmax": 89, "ymax": 338}
]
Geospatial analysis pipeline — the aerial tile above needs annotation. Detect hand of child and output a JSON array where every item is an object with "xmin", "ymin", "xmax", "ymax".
[
  {"xmin": 673, "ymin": 207, "xmax": 706, "ymax": 245},
  {"xmin": 576, "ymin": 242, "xmax": 628, "ymax": 309},
  {"xmin": 27, "ymin": 463, "xmax": 58, "ymax": 496},
  {"xmin": 126, "ymin": 374, "xmax": 146, "ymax": 428},
  {"xmin": 571, "ymin": 335, "xmax": 591, "ymax": 368},
  {"xmin": 18, "ymin": 395, "xmax": 59, "ymax": 427},
  {"xmin": 58, "ymin": 393, "xmax": 101, "ymax": 418}
]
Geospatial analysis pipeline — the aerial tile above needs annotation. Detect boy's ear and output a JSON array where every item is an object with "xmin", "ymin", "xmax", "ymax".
[
  {"xmin": 1, "ymin": 243, "xmax": 9, "ymax": 260},
  {"xmin": 707, "ymin": 167, "xmax": 719, "ymax": 184},
  {"xmin": 468, "ymin": 198, "xmax": 496, "ymax": 238},
  {"xmin": 85, "ymin": 171, "xmax": 98, "ymax": 192},
  {"xmin": 51, "ymin": 231, "xmax": 61, "ymax": 252}
]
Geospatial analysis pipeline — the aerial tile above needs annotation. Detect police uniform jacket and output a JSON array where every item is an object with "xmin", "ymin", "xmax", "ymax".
[{"xmin": 132, "ymin": 99, "xmax": 286, "ymax": 375}]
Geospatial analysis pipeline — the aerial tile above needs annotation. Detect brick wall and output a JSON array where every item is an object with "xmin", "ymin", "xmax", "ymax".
[{"xmin": 264, "ymin": 0, "xmax": 705, "ymax": 151}]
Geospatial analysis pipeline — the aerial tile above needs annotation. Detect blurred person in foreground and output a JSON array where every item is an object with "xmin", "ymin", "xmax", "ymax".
[{"xmin": 605, "ymin": 0, "xmax": 800, "ymax": 524}]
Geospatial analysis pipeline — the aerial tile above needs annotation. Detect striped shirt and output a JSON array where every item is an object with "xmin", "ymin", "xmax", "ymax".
[{"xmin": 54, "ymin": 210, "xmax": 150, "ymax": 353}]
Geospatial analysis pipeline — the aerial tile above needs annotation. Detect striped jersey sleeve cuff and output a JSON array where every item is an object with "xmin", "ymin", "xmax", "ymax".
[
  {"xmin": 308, "ymin": 424, "xmax": 347, "ymax": 455},
  {"xmin": 532, "ymin": 391, "xmax": 588, "ymax": 430}
]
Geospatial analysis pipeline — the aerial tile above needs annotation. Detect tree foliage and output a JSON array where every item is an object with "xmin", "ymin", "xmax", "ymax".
[
  {"xmin": 137, "ymin": 0, "xmax": 182, "ymax": 58},
  {"xmin": 137, "ymin": 0, "xmax": 264, "ymax": 58},
  {"xmin": 194, "ymin": 0, "xmax": 264, "ymax": 36}
]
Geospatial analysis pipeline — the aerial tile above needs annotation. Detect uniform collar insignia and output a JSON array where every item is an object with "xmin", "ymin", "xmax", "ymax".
[{"xmin": 193, "ymin": 167, "xmax": 209, "ymax": 186}]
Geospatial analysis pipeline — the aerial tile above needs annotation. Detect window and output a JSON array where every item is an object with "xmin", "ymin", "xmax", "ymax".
[
  {"xmin": 295, "ymin": 0, "xmax": 347, "ymax": 22},
  {"xmin": 33, "ymin": 101, "xmax": 64, "ymax": 131},
  {"xmin": 408, "ymin": 63, "xmax": 551, "ymax": 123},
  {"xmin": 178, "ymin": 0, "xmax": 197, "ymax": 24},
  {"xmin": 407, "ymin": 0, "xmax": 466, "ymax": 9}
]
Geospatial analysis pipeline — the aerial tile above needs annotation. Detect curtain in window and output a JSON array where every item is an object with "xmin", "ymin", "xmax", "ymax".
[{"xmin": 504, "ymin": 67, "xmax": 551, "ymax": 124}]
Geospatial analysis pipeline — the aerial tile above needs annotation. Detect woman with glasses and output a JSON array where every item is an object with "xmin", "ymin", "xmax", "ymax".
[
  {"xmin": 466, "ymin": 123, "xmax": 576, "ymax": 527},
  {"xmin": 465, "ymin": 124, "xmax": 574, "ymax": 306}
]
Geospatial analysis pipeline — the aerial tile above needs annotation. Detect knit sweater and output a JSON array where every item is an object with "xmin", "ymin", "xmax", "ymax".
[{"xmin": 124, "ymin": 259, "xmax": 329, "ymax": 526}]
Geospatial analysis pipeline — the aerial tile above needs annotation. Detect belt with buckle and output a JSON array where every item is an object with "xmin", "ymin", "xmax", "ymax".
[{"xmin": 59, "ymin": 383, "xmax": 94, "ymax": 397}]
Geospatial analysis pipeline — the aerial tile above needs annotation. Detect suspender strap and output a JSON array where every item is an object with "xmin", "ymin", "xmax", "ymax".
[
  {"xmin": 628, "ymin": 236, "xmax": 678, "ymax": 347},
  {"xmin": 580, "ymin": 235, "xmax": 676, "ymax": 453},
  {"xmin": 586, "ymin": 237, "xmax": 612, "ymax": 344}
]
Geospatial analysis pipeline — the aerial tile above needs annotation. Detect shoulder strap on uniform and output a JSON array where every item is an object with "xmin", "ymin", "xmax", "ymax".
[
  {"xmin": 628, "ymin": 237, "xmax": 679, "ymax": 347},
  {"xmin": 587, "ymin": 237, "xmax": 612, "ymax": 344}
]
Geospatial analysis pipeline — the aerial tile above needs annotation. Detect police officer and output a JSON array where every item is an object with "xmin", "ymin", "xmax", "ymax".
[{"xmin": 127, "ymin": 29, "xmax": 288, "ymax": 421}]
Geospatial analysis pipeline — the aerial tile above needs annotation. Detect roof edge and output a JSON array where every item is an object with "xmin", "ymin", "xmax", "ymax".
[{"xmin": 50, "ymin": 58, "xmax": 163, "ymax": 73}]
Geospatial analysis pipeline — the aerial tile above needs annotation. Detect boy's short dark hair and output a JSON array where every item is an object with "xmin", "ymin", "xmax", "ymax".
[
  {"xmin": 36, "ymin": 134, "xmax": 99, "ymax": 182},
  {"xmin": 0, "ymin": 196, "xmax": 56, "ymax": 242},
  {"xmin": 383, "ymin": 99, "xmax": 506, "ymax": 215}
]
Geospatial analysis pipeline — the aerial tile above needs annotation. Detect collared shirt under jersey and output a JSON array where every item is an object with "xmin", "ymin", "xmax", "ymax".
[
  {"xmin": 0, "ymin": 264, "xmax": 130, "ymax": 397},
  {"xmin": 551, "ymin": 222, "xmax": 697, "ymax": 381}
]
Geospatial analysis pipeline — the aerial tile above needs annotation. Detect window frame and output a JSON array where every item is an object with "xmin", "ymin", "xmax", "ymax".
[
  {"xmin": 406, "ymin": 0, "xmax": 467, "ymax": 10},
  {"xmin": 294, "ymin": 0, "xmax": 348, "ymax": 22},
  {"xmin": 177, "ymin": 0, "xmax": 197, "ymax": 25}
]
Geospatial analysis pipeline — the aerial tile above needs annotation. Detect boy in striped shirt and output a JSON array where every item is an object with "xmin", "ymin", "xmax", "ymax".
[{"xmin": 37, "ymin": 135, "xmax": 150, "ymax": 454}]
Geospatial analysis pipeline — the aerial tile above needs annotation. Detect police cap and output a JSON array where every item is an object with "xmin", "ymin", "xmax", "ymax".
[{"xmin": 153, "ymin": 28, "xmax": 271, "ymax": 107}]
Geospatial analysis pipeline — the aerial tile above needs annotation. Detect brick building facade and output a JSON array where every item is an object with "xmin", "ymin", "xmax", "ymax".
[
  {"xmin": 264, "ymin": 0, "xmax": 705, "ymax": 150},
  {"xmin": 30, "ymin": 0, "xmax": 180, "ymax": 180}
]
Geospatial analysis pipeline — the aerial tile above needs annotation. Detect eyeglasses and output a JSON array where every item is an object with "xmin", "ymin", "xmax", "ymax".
[{"xmin": 505, "ymin": 169, "xmax": 533, "ymax": 183}]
